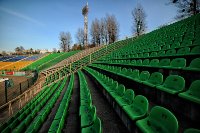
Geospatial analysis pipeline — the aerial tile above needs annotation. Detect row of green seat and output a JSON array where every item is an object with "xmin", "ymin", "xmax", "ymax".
[
  {"xmin": 90, "ymin": 64, "xmax": 200, "ymax": 104},
  {"xmin": 78, "ymin": 70, "xmax": 102, "ymax": 133},
  {"xmin": 48, "ymin": 74, "xmax": 74, "ymax": 133},
  {"xmin": 108, "ymin": 14, "xmax": 200, "ymax": 59},
  {"xmin": 84, "ymin": 67, "xmax": 179, "ymax": 133},
  {"xmin": 0, "ymin": 79, "xmax": 65, "ymax": 133},
  {"xmin": 84, "ymin": 66, "xmax": 200, "ymax": 133},
  {"xmin": 95, "ymin": 57, "xmax": 200, "ymax": 72},
  {"xmin": 105, "ymin": 45, "xmax": 200, "ymax": 60},
  {"xmin": 0, "ymin": 82, "xmax": 58, "ymax": 132},
  {"xmin": 24, "ymin": 77, "xmax": 67, "ymax": 133}
]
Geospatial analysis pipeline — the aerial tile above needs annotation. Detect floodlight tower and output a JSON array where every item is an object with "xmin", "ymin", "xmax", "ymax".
[{"xmin": 82, "ymin": 2, "xmax": 89, "ymax": 48}]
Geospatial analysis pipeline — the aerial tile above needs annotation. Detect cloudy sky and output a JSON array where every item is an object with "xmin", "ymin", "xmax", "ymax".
[{"xmin": 0, "ymin": 0, "xmax": 177, "ymax": 52}]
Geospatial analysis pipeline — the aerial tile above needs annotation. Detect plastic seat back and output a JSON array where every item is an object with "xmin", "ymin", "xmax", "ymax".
[
  {"xmin": 159, "ymin": 59, "xmax": 170, "ymax": 66},
  {"xmin": 170, "ymin": 58, "xmax": 186, "ymax": 67},
  {"xmin": 148, "ymin": 72, "xmax": 163, "ymax": 85},
  {"xmin": 150, "ymin": 59, "xmax": 159, "ymax": 66},
  {"xmin": 91, "ymin": 106, "xmax": 97, "ymax": 123},
  {"xmin": 188, "ymin": 58, "xmax": 200, "ymax": 68},
  {"xmin": 93, "ymin": 117, "xmax": 102, "ymax": 133},
  {"xmin": 184, "ymin": 128, "xmax": 200, "ymax": 133},
  {"xmin": 139, "ymin": 71, "xmax": 150, "ymax": 81},
  {"xmin": 150, "ymin": 52, "xmax": 157, "ymax": 57},
  {"xmin": 191, "ymin": 46, "xmax": 200, "ymax": 54},
  {"xmin": 122, "ymin": 68, "xmax": 128, "ymax": 74},
  {"xmin": 122, "ymin": 89, "xmax": 135, "ymax": 104},
  {"xmin": 139, "ymin": 53, "xmax": 143, "ymax": 58},
  {"xmin": 166, "ymin": 49, "xmax": 176, "ymax": 56},
  {"xmin": 158, "ymin": 51, "xmax": 165, "ymax": 56},
  {"xmin": 117, "ymin": 84, "xmax": 125, "ymax": 97},
  {"xmin": 136, "ymin": 59, "xmax": 142, "ymax": 65},
  {"xmin": 177, "ymin": 47, "xmax": 190, "ymax": 54},
  {"xmin": 171, "ymin": 42, "xmax": 180, "ymax": 48},
  {"xmin": 149, "ymin": 106, "xmax": 178, "ymax": 133},
  {"xmin": 163, "ymin": 75, "xmax": 185, "ymax": 91},
  {"xmin": 133, "ymin": 95, "xmax": 149, "ymax": 115},
  {"xmin": 131, "ymin": 60, "xmax": 136, "ymax": 65},
  {"xmin": 188, "ymin": 80, "xmax": 200, "ymax": 98},
  {"xmin": 131, "ymin": 69, "xmax": 139, "ymax": 79},
  {"xmin": 162, "ymin": 45, "xmax": 170, "ymax": 50},
  {"xmin": 143, "ymin": 53, "xmax": 149, "ymax": 58},
  {"xmin": 143, "ymin": 59, "xmax": 150, "ymax": 65}
]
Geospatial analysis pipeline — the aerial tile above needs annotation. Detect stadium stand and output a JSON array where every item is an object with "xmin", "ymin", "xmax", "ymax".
[
  {"xmin": 0, "ymin": 13, "xmax": 199, "ymax": 133},
  {"xmin": 22, "ymin": 51, "xmax": 79, "ymax": 71},
  {"xmin": 0, "ymin": 54, "xmax": 47, "ymax": 71}
]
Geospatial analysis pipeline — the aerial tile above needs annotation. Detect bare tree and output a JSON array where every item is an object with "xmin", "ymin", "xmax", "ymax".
[
  {"xmin": 106, "ymin": 14, "xmax": 119, "ymax": 44},
  {"xmin": 132, "ymin": 4, "xmax": 147, "ymax": 36},
  {"xmin": 59, "ymin": 32, "xmax": 72, "ymax": 52},
  {"xmin": 76, "ymin": 28, "xmax": 84, "ymax": 46},
  {"xmin": 90, "ymin": 18, "xmax": 101, "ymax": 46},
  {"xmin": 170, "ymin": 0, "xmax": 200, "ymax": 19},
  {"xmin": 90, "ymin": 14, "xmax": 119, "ymax": 45},
  {"xmin": 100, "ymin": 18, "xmax": 108, "ymax": 44}
]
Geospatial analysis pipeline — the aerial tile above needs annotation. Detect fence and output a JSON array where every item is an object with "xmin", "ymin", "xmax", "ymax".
[{"xmin": 0, "ymin": 72, "xmax": 38, "ymax": 106}]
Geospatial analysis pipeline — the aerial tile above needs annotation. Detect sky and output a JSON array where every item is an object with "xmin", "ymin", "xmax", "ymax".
[{"xmin": 0, "ymin": 0, "xmax": 178, "ymax": 52}]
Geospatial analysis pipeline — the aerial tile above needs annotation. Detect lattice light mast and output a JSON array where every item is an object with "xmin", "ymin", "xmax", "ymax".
[{"xmin": 82, "ymin": 2, "xmax": 89, "ymax": 48}]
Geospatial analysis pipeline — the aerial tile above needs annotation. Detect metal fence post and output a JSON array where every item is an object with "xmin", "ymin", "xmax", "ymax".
[
  {"xmin": 5, "ymin": 80, "xmax": 8, "ymax": 103},
  {"xmin": 20, "ymin": 83, "xmax": 22, "ymax": 94},
  {"xmin": 27, "ymin": 79, "xmax": 29, "ymax": 88}
]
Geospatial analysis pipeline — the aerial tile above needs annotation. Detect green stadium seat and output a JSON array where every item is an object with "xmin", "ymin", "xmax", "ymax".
[
  {"xmin": 190, "ymin": 46, "xmax": 200, "ymax": 54},
  {"xmin": 178, "ymin": 80, "xmax": 200, "ymax": 104},
  {"xmin": 162, "ymin": 45, "xmax": 170, "ymax": 50},
  {"xmin": 82, "ymin": 117, "xmax": 102, "ymax": 133},
  {"xmin": 184, "ymin": 128, "xmax": 200, "ymax": 133},
  {"xmin": 116, "ymin": 89, "xmax": 135, "ymax": 107},
  {"xmin": 138, "ymin": 53, "xmax": 143, "ymax": 58},
  {"xmin": 131, "ymin": 60, "xmax": 136, "ymax": 65},
  {"xmin": 177, "ymin": 47, "xmax": 190, "ymax": 55},
  {"xmin": 171, "ymin": 42, "xmax": 180, "ymax": 48},
  {"xmin": 143, "ymin": 72, "xmax": 163, "ymax": 87},
  {"xmin": 25, "ymin": 115, "xmax": 32, "ymax": 126},
  {"xmin": 169, "ymin": 58, "xmax": 186, "ymax": 68},
  {"xmin": 156, "ymin": 75, "xmax": 185, "ymax": 94},
  {"xmin": 150, "ymin": 52, "xmax": 157, "ymax": 57},
  {"xmin": 166, "ymin": 49, "xmax": 176, "ymax": 56},
  {"xmin": 183, "ymin": 58, "xmax": 200, "ymax": 71},
  {"xmin": 159, "ymin": 59, "xmax": 170, "ymax": 66},
  {"xmin": 81, "ymin": 106, "xmax": 97, "ymax": 128},
  {"xmin": 123, "ymin": 95, "xmax": 149, "ymax": 121},
  {"xmin": 105, "ymin": 81, "xmax": 118, "ymax": 92},
  {"xmin": 79, "ymin": 103, "xmax": 92, "ymax": 116},
  {"xmin": 149, "ymin": 59, "xmax": 159, "ymax": 66},
  {"xmin": 110, "ymin": 84, "xmax": 125, "ymax": 99},
  {"xmin": 136, "ymin": 106, "xmax": 179, "ymax": 133},
  {"xmin": 136, "ymin": 59, "xmax": 142, "ymax": 66},
  {"xmin": 134, "ymin": 71, "xmax": 150, "ymax": 83},
  {"xmin": 158, "ymin": 51, "xmax": 165, "ymax": 56},
  {"xmin": 13, "ymin": 121, "xmax": 25, "ymax": 133},
  {"xmin": 181, "ymin": 40, "xmax": 193, "ymax": 46},
  {"xmin": 143, "ymin": 59, "xmax": 150, "ymax": 66},
  {"xmin": 129, "ymin": 69, "xmax": 139, "ymax": 79},
  {"xmin": 143, "ymin": 53, "xmax": 149, "ymax": 58}
]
